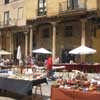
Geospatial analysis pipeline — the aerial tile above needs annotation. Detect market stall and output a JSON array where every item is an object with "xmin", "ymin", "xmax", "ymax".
[
  {"xmin": 0, "ymin": 66, "xmax": 47, "ymax": 96},
  {"xmin": 53, "ymin": 64, "xmax": 100, "ymax": 73},
  {"xmin": 51, "ymin": 70, "xmax": 100, "ymax": 100},
  {"xmin": 51, "ymin": 86, "xmax": 100, "ymax": 100},
  {"xmin": 0, "ymin": 77, "xmax": 47, "ymax": 95}
]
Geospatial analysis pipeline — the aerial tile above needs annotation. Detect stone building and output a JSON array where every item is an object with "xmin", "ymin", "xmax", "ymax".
[{"xmin": 0, "ymin": 0, "xmax": 100, "ymax": 63}]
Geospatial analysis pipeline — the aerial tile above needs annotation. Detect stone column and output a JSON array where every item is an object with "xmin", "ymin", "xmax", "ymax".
[
  {"xmin": 0, "ymin": 31, "xmax": 1, "ymax": 49},
  {"xmin": 81, "ymin": 19, "xmax": 86, "ymax": 46},
  {"xmin": 9, "ymin": 32, "xmax": 13, "ymax": 58},
  {"xmin": 51, "ymin": 22, "xmax": 56, "ymax": 64},
  {"xmin": 11, "ymin": 33, "xmax": 14, "ymax": 54},
  {"xmin": 81, "ymin": 19, "xmax": 87, "ymax": 63},
  {"xmin": 30, "ymin": 26, "xmax": 33, "ymax": 56},
  {"xmin": 24, "ymin": 32, "xmax": 28, "ymax": 57}
]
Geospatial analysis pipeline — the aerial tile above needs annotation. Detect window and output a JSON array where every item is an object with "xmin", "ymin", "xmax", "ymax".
[
  {"xmin": 67, "ymin": 0, "xmax": 78, "ymax": 9},
  {"xmin": 42, "ymin": 27, "xmax": 49, "ymax": 38},
  {"xmin": 0, "ymin": 14, "xmax": 1, "ymax": 26},
  {"xmin": 38, "ymin": 0, "xmax": 46, "ymax": 16},
  {"xmin": 4, "ymin": 11, "xmax": 9, "ymax": 25},
  {"xmin": 4, "ymin": 0, "xmax": 9, "ymax": 4},
  {"xmin": 64, "ymin": 26, "xmax": 73, "ymax": 37},
  {"xmin": 17, "ymin": 7, "xmax": 23, "ymax": 20}
]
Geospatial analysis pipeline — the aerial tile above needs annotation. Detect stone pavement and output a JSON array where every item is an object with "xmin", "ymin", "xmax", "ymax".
[{"xmin": 0, "ymin": 80, "xmax": 53, "ymax": 100}]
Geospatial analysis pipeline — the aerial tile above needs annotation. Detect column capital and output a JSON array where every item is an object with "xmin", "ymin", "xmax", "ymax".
[
  {"xmin": 80, "ymin": 19, "xmax": 87, "ymax": 23},
  {"xmin": 24, "ymin": 31, "xmax": 28, "ymax": 35},
  {"xmin": 50, "ymin": 22, "xmax": 56, "ymax": 26},
  {"xmin": 28, "ymin": 25, "xmax": 33, "ymax": 30}
]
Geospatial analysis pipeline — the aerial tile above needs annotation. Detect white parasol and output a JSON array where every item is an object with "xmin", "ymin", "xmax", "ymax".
[
  {"xmin": 17, "ymin": 45, "xmax": 21, "ymax": 60},
  {"xmin": 0, "ymin": 50, "xmax": 11, "ymax": 55},
  {"xmin": 32, "ymin": 48, "xmax": 52, "ymax": 54},
  {"xmin": 69, "ymin": 19, "xmax": 96, "ymax": 63},
  {"xmin": 69, "ymin": 45, "xmax": 96, "ymax": 55}
]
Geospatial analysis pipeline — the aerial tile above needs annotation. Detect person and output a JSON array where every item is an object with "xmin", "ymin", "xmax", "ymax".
[
  {"xmin": 46, "ymin": 55, "xmax": 54, "ymax": 80},
  {"xmin": 54, "ymin": 56, "xmax": 60, "ymax": 64}
]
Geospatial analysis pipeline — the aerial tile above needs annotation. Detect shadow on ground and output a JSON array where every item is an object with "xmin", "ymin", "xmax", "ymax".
[{"xmin": 0, "ymin": 91, "xmax": 50, "ymax": 100}]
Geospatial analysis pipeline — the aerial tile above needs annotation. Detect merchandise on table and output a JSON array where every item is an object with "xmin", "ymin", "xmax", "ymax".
[{"xmin": 54, "ymin": 70, "xmax": 100, "ymax": 92}]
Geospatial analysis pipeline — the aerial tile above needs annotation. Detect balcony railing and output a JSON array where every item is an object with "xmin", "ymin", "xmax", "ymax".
[
  {"xmin": 37, "ymin": 7, "xmax": 47, "ymax": 16},
  {"xmin": 59, "ymin": 0, "xmax": 86, "ymax": 13},
  {"xmin": 59, "ymin": 0, "xmax": 97, "ymax": 14},
  {"xmin": 0, "ymin": 19, "xmax": 26, "ymax": 28}
]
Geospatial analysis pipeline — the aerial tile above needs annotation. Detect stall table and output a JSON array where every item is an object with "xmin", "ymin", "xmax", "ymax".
[
  {"xmin": 0, "ymin": 77, "xmax": 47, "ymax": 95},
  {"xmin": 51, "ymin": 86, "xmax": 100, "ymax": 100},
  {"xmin": 53, "ymin": 64, "xmax": 100, "ymax": 73}
]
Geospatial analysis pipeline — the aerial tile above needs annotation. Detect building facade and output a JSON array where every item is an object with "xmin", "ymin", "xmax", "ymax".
[
  {"xmin": 0, "ymin": 0, "xmax": 30, "ymax": 58},
  {"xmin": 0, "ymin": 0, "xmax": 100, "ymax": 63}
]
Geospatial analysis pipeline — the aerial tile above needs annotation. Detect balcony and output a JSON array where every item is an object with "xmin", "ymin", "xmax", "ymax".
[
  {"xmin": 0, "ymin": 19, "xmax": 16, "ymax": 28},
  {"xmin": 0, "ymin": 19, "xmax": 26, "ymax": 29},
  {"xmin": 59, "ymin": 0, "xmax": 97, "ymax": 14},
  {"xmin": 37, "ymin": 8, "xmax": 47, "ymax": 17}
]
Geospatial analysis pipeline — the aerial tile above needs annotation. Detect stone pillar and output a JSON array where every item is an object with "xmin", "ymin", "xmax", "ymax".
[
  {"xmin": 51, "ymin": 22, "xmax": 56, "ymax": 64},
  {"xmin": 0, "ymin": 31, "xmax": 1, "ymax": 49},
  {"xmin": 24, "ymin": 32, "xmax": 28, "ymax": 57},
  {"xmin": 11, "ymin": 33, "xmax": 14, "ymax": 54},
  {"xmin": 9, "ymin": 32, "xmax": 13, "ymax": 58},
  {"xmin": 81, "ymin": 19, "xmax": 86, "ymax": 46},
  {"xmin": 81, "ymin": 19, "xmax": 87, "ymax": 63},
  {"xmin": 30, "ymin": 26, "xmax": 33, "ymax": 56}
]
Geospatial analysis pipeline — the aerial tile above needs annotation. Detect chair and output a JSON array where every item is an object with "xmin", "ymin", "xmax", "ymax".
[
  {"xmin": 34, "ymin": 84, "xmax": 42, "ymax": 96},
  {"xmin": 32, "ymin": 78, "xmax": 48, "ymax": 96}
]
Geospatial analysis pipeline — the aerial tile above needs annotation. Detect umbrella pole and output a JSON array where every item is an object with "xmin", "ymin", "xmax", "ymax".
[{"xmin": 81, "ymin": 55, "xmax": 85, "ymax": 63}]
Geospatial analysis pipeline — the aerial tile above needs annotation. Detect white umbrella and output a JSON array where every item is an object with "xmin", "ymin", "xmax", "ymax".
[
  {"xmin": 17, "ymin": 45, "xmax": 21, "ymax": 60},
  {"xmin": 32, "ymin": 48, "xmax": 52, "ymax": 54},
  {"xmin": 69, "ymin": 45, "xmax": 96, "ymax": 55},
  {"xmin": 69, "ymin": 20, "xmax": 96, "ymax": 63},
  {"xmin": 0, "ymin": 50, "xmax": 11, "ymax": 55}
]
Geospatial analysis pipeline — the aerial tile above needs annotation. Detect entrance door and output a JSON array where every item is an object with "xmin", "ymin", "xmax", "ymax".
[{"xmin": 13, "ymin": 32, "xmax": 25, "ymax": 59}]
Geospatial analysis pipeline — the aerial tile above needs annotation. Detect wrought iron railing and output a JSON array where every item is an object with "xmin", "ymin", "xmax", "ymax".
[
  {"xmin": 59, "ymin": 0, "xmax": 87, "ymax": 13},
  {"xmin": 0, "ymin": 18, "xmax": 26, "ymax": 28},
  {"xmin": 37, "ymin": 7, "xmax": 47, "ymax": 16},
  {"xmin": 0, "ymin": 19, "xmax": 16, "ymax": 28}
]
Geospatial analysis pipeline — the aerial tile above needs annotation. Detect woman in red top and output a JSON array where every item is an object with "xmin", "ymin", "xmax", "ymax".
[
  {"xmin": 46, "ymin": 56, "xmax": 54, "ymax": 79},
  {"xmin": 47, "ymin": 56, "xmax": 52, "ymax": 70}
]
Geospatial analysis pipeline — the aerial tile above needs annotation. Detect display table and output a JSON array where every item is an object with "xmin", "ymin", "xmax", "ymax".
[
  {"xmin": 53, "ymin": 64, "xmax": 100, "ymax": 72},
  {"xmin": 51, "ymin": 86, "xmax": 100, "ymax": 100},
  {"xmin": 0, "ymin": 77, "xmax": 47, "ymax": 95}
]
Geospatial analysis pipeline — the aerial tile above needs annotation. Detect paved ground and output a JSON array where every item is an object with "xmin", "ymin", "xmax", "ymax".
[{"xmin": 0, "ymin": 80, "xmax": 53, "ymax": 100}]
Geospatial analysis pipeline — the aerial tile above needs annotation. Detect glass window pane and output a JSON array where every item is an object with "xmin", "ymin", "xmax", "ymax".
[
  {"xmin": 4, "ymin": 11, "xmax": 9, "ymax": 25},
  {"xmin": 39, "ymin": 3, "xmax": 43, "ymax": 7},
  {"xmin": 17, "ymin": 7, "xmax": 23, "ymax": 19}
]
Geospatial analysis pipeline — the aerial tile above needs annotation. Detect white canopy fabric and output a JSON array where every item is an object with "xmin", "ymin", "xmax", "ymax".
[
  {"xmin": 17, "ymin": 46, "xmax": 21, "ymax": 60},
  {"xmin": 0, "ymin": 50, "xmax": 11, "ymax": 55},
  {"xmin": 32, "ymin": 48, "xmax": 52, "ymax": 54},
  {"xmin": 69, "ymin": 45, "xmax": 96, "ymax": 55}
]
